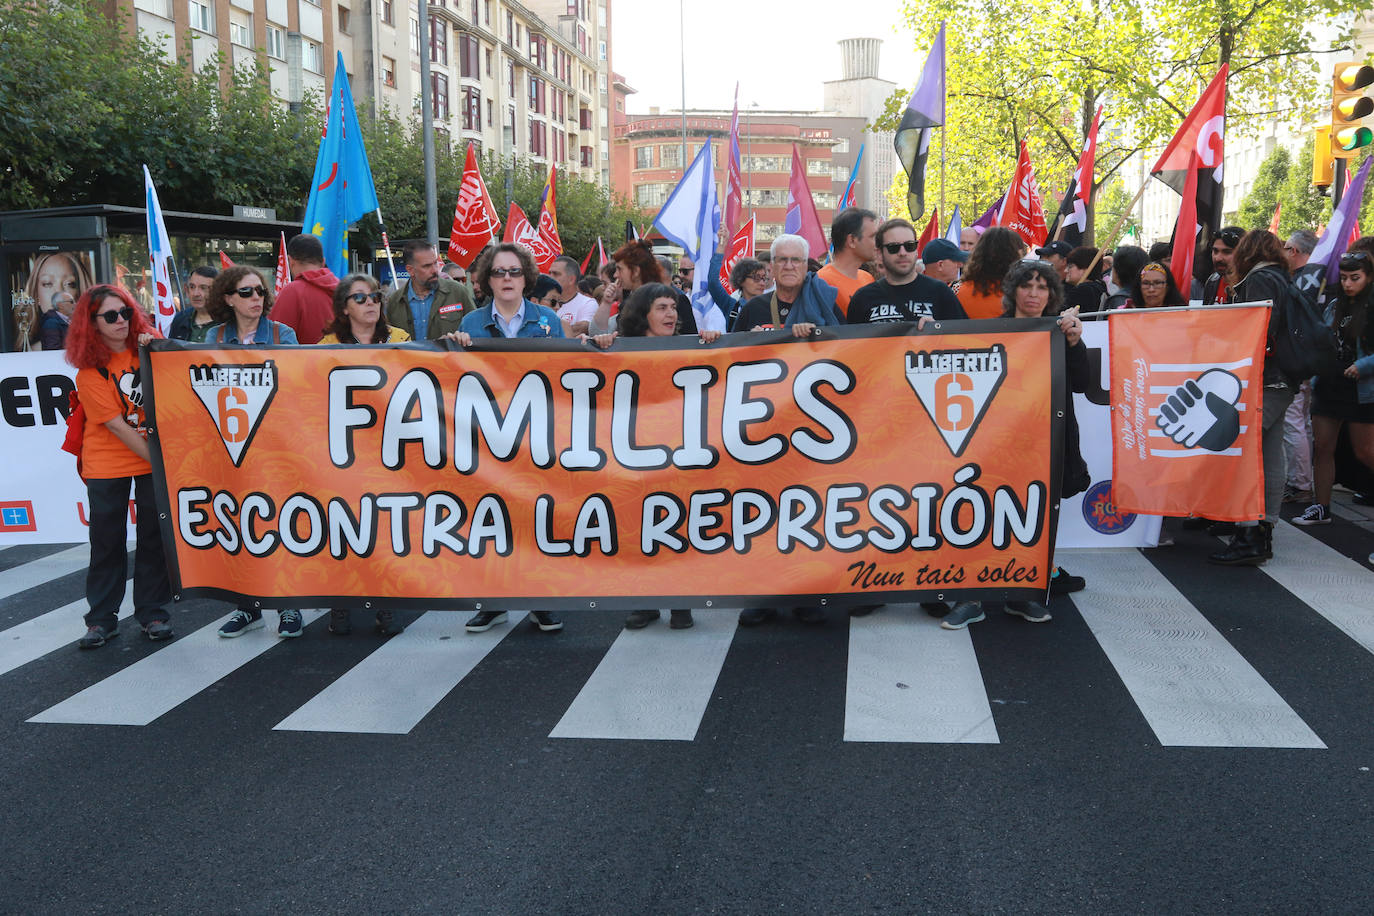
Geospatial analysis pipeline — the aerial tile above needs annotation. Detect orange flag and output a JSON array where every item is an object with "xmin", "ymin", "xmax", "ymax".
[
  {"xmin": 1109, "ymin": 305, "xmax": 1270, "ymax": 521},
  {"xmin": 1267, "ymin": 203, "xmax": 1281, "ymax": 235},
  {"xmin": 998, "ymin": 141, "xmax": 1047, "ymax": 248}
]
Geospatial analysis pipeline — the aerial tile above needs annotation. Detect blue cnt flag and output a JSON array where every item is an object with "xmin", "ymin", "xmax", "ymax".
[
  {"xmin": 840, "ymin": 142, "xmax": 865, "ymax": 210},
  {"xmin": 303, "ymin": 52, "xmax": 379, "ymax": 278},
  {"xmin": 893, "ymin": 22, "xmax": 945, "ymax": 220},
  {"xmin": 652, "ymin": 140, "xmax": 724, "ymax": 330}
]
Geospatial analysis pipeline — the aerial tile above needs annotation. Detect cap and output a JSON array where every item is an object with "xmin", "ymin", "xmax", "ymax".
[
  {"xmin": 921, "ymin": 238, "xmax": 970, "ymax": 264},
  {"xmin": 1035, "ymin": 240, "xmax": 1073, "ymax": 259}
]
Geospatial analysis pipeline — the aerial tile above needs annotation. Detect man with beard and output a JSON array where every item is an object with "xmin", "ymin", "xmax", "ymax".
[
  {"xmin": 846, "ymin": 221, "xmax": 966, "ymax": 325},
  {"xmin": 385, "ymin": 240, "xmax": 475, "ymax": 340}
]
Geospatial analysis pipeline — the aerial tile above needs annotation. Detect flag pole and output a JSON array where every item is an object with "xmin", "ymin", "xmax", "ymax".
[
  {"xmin": 1081, "ymin": 174, "xmax": 1152, "ymax": 278},
  {"xmin": 375, "ymin": 208, "xmax": 402, "ymax": 292}
]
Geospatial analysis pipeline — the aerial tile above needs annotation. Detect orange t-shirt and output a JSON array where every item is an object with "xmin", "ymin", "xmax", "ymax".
[
  {"xmin": 816, "ymin": 264, "xmax": 874, "ymax": 310},
  {"xmin": 957, "ymin": 283, "xmax": 1004, "ymax": 320},
  {"xmin": 77, "ymin": 347, "xmax": 151, "ymax": 479}
]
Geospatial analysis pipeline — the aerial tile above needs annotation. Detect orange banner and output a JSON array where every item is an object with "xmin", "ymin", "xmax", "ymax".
[
  {"xmin": 144, "ymin": 323, "xmax": 1065, "ymax": 610},
  {"xmin": 1109, "ymin": 305, "xmax": 1270, "ymax": 522}
]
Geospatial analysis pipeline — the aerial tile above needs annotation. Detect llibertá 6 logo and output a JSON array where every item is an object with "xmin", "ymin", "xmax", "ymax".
[
  {"xmin": 189, "ymin": 361, "xmax": 279, "ymax": 467},
  {"xmin": 905, "ymin": 344, "xmax": 1007, "ymax": 457}
]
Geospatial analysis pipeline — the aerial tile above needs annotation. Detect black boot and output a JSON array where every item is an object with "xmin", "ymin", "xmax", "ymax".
[
  {"xmin": 1207, "ymin": 525, "xmax": 1267, "ymax": 566},
  {"xmin": 1257, "ymin": 520, "xmax": 1274, "ymax": 560}
]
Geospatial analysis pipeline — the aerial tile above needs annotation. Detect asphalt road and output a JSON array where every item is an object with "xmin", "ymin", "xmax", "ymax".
[{"xmin": 0, "ymin": 511, "xmax": 1370, "ymax": 915}]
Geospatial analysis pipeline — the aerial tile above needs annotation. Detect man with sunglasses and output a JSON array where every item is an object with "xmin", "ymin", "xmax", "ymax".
[
  {"xmin": 846, "ymin": 220, "xmax": 965, "ymax": 326},
  {"xmin": 1202, "ymin": 226, "xmax": 1244, "ymax": 305},
  {"xmin": 271, "ymin": 234, "xmax": 339, "ymax": 344},
  {"xmin": 385, "ymin": 240, "xmax": 475, "ymax": 340}
]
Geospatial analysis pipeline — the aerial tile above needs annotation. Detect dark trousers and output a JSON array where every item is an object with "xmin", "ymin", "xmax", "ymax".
[{"xmin": 85, "ymin": 474, "xmax": 171, "ymax": 630}]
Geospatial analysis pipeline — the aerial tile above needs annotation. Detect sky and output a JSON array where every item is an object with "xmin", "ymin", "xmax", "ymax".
[{"xmin": 611, "ymin": 1, "xmax": 928, "ymax": 114}]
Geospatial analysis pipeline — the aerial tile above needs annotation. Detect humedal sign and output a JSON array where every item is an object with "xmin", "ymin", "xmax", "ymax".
[{"xmin": 143, "ymin": 323, "xmax": 1065, "ymax": 610}]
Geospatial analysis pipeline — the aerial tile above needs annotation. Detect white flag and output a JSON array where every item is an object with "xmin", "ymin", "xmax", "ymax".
[{"xmin": 143, "ymin": 165, "xmax": 177, "ymax": 335}]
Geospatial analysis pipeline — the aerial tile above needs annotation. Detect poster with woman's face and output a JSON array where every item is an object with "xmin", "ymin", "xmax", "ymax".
[{"xmin": 8, "ymin": 250, "xmax": 96, "ymax": 348}]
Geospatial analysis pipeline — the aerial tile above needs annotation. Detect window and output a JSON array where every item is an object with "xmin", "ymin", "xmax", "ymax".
[
  {"xmin": 487, "ymin": 99, "xmax": 494, "ymax": 126},
  {"xmin": 814, "ymin": 192, "xmax": 838, "ymax": 209},
  {"xmin": 615, "ymin": 99, "xmax": 623, "ymax": 112},
  {"xmin": 265, "ymin": 25, "xmax": 285, "ymax": 59},
  {"xmin": 660, "ymin": 144, "xmax": 682, "ymax": 170},
  {"xmin": 579, "ymin": 108, "xmax": 591, "ymax": 130},
  {"xmin": 505, "ymin": 11, "xmax": 513, "ymax": 40},
  {"xmin": 229, "ymin": 10, "xmax": 251, "ymax": 46},
  {"xmin": 485, "ymin": 1, "xmax": 491, "ymax": 25},
  {"xmin": 601, "ymin": 139, "xmax": 608, "ymax": 161},
  {"xmin": 506, "ymin": 60, "xmax": 515, "ymax": 95},
  {"xmin": 188, "ymin": 0, "xmax": 213, "ymax": 33},
  {"xmin": 135, "ymin": 0, "xmax": 173, "ymax": 15},
  {"xmin": 807, "ymin": 158, "xmax": 829, "ymax": 176},
  {"xmin": 529, "ymin": 75, "xmax": 545, "ymax": 114},
  {"xmin": 744, "ymin": 188, "xmax": 788, "ymax": 207},
  {"xmin": 598, "ymin": 40, "xmax": 606, "ymax": 61},
  {"xmin": 432, "ymin": 73, "xmax": 450, "ymax": 120},
  {"xmin": 580, "ymin": 145, "xmax": 593, "ymax": 168},
  {"xmin": 463, "ymin": 87, "xmax": 481, "ymax": 130},
  {"xmin": 635, "ymin": 146, "xmax": 653, "ymax": 169},
  {"xmin": 834, "ymin": 138, "xmax": 850, "ymax": 153},
  {"xmin": 635, "ymin": 183, "xmax": 672, "ymax": 208},
  {"xmin": 528, "ymin": 118, "xmax": 547, "ymax": 156},
  {"xmin": 381, "ymin": 0, "xmax": 393, "ymax": 24},
  {"xmin": 410, "ymin": 18, "xmax": 420, "ymax": 54},
  {"xmin": 429, "ymin": 16, "xmax": 447, "ymax": 65},
  {"xmin": 337, "ymin": 6, "xmax": 350, "ymax": 34},
  {"xmin": 470, "ymin": 0, "xmax": 478, "ymax": 23},
  {"xmin": 382, "ymin": 55, "xmax": 396, "ymax": 88},
  {"xmin": 460, "ymin": 34, "xmax": 480, "ymax": 77},
  {"xmin": 743, "ymin": 155, "xmax": 787, "ymax": 172},
  {"xmin": 302, "ymin": 39, "xmax": 322, "ymax": 73},
  {"xmin": 485, "ymin": 48, "xmax": 493, "ymax": 75}
]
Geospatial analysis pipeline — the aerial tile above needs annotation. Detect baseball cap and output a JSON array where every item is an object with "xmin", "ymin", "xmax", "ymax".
[
  {"xmin": 1035, "ymin": 240, "xmax": 1073, "ymax": 259},
  {"xmin": 921, "ymin": 238, "xmax": 970, "ymax": 264}
]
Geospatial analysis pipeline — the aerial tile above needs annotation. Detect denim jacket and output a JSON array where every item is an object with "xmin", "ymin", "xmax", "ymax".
[
  {"xmin": 459, "ymin": 301, "xmax": 566, "ymax": 339},
  {"xmin": 204, "ymin": 319, "xmax": 299, "ymax": 345}
]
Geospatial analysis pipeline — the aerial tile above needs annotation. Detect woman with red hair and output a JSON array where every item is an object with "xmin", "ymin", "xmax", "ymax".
[{"xmin": 66, "ymin": 284, "xmax": 174, "ymax": 648}]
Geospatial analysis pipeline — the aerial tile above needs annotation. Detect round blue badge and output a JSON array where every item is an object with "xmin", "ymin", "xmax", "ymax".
[{"xmin": 1081, "ymin": 479, "xmax": 1136, "ymax": 535}]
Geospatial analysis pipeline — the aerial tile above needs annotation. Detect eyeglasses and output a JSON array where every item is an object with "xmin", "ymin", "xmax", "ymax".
[
  {"xmin": 1339, "ymin": 251, "xmax": 1372, "ymax": 270},
  {"xmin": 1282, "ymin": 245, "xmax": 1297, "ymax": 254},
  {"xmin": 1139, "ymin": 279, "xmax": 1168, "ymax": 287},
  {"xmin": 489, "ymin": 267, "xmax": 524, "ymax": 278},
  {"xmin": 347, "ymin": 291, "xmax": 383, "ymax": 304},
  {"xmin": 748, "ymin": 272, "xmax": 767, "ymax": 283},
  {"xmin": 882, "ymin": 241, "xmax": 919, "ymax": 254},
  {"xmin": 233, "ymin": 286, "xmax": 267, "ymax": 299},
  {"xmin": 95, "ymin": 306, "xmax": 135, "ymax": 324}
]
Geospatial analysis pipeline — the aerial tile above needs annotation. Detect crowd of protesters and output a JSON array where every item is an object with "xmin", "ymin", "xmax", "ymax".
[{"xmin": 47, "ymin": 210, "xmax": 1374, "ymax": 649}]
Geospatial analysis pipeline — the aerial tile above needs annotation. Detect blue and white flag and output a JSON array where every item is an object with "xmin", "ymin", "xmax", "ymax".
[
  {"xmin": 652, "ymin": 140, "xmax": 725, "ymax": 331},
  {"xmin": 143, "ymin": 164, "xmax": 177, "ymax": 336},
  {"xmin": 303, "ymin": 52, "xmax": 380, "ymax": 278},
  {"xmin": 943, "ymin": 204, "xmax": 963, "ymax": 246}
]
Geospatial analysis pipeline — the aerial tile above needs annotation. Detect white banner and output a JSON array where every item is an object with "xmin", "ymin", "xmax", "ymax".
[
  {"xmin": 1058, "ymin": 322, "xmax": 1163, "ymax": 549},
  {"xmin": 0, "ymin": 351, "xmax": 134, "ymax": 546}
]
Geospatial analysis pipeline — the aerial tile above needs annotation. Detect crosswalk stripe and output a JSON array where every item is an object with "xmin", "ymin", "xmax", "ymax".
[
  {"xmin": 844, "ymin": 608, "xmax": 999, "ymax": 744},
  {"xmin": 0, "ymin": 595, "xmax": 132, "ymax": 678},
  {"xmin": 27, "ymin": 609, "xmax": 326, "ymax": 726},
  {"xmin": 550, "ymin": 609, "xmax": 736, "ymax": 741},
  {"xmin": 0, "ymin": 545, "xmax": 91, "ymax": 602},
  {"xmin": 1264, "ymin": 521, "xmax": 1374, "ymax": 658},
  {"xmin": 1071, "ymin": 548, "xmax": 1325, "ymax": 748},
  {"xmin": 273, "ymin": 611, "xmax": 528, "ymax": 734}
]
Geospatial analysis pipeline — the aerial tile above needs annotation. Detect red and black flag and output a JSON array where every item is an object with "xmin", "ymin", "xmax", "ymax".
[
  {"xmin": 1152, "ymin": 65, "xmax": 1227, "ymax": 282},
  {"xmin": 1047, "ymin": 106, "xmax": 1101, "ymax": 247}
]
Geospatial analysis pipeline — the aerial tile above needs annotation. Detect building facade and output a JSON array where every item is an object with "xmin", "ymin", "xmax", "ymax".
[{"xmin": 111, "ymin": 0, "xmax": 615, "ymax": 186}]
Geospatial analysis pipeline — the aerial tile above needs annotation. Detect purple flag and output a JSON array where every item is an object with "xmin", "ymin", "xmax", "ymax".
[
  {"xmin": 1300, "ymin": 156, "xmax": 1372, "ymax": 297},
  {"xmin": 971, "ymin": 194, "xmax": 1005, "ymax": 230},
  {"xmin": 893, "ymin": 22, "xmax": 945, "ymax": 219}
]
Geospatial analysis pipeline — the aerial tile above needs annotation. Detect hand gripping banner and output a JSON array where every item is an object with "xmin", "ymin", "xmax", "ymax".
[{"xmin": 143, "ymin": 322, "xmax": 1065, "ymax": 610}]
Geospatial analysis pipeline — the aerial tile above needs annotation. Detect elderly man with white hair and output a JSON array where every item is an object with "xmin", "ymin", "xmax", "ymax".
[{"xmin": 730, "ymin": 234, "xmax": 845, "ymax": 333}]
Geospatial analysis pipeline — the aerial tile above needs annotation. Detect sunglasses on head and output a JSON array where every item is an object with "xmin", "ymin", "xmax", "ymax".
[
  {"xmin": 1340, "ymin": 251, "xmax": 1372, "ymax": 270},
  {"xmin": 233, "ymin": 285, "xmax": 267, "ymax": 299},
  {"xmin": 95, "ymin": 306, "xmax": 135, "ymax": 324},
  {"xmin": 347, "ymin": 291, "xmax": 383, "ymax": 304},
  {"xmin": 489, "ymin": 267, "xmax": 524, "ymax": 278},
  {"xmin": 882, "ymin": 241, "xmax": 919, "ymax": 254},
  {"xmin": 1216, "ymin": 229, "xmax": 1243, "ymax": 246}
]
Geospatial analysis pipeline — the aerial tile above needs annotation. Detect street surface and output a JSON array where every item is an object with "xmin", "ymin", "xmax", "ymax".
[{"xmin": 0, "ymin": 507, "xmax": 1370, "ymax": 914}]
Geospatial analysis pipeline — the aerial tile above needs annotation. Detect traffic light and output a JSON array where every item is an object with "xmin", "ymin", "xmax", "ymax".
[
  {"xmin": 1331, "ymin": 61, "xmax": 1374, "ymax": 158},
  {"xmin": 1313, "ymin": 126, "xmax": 1334, "ymax": 187}
]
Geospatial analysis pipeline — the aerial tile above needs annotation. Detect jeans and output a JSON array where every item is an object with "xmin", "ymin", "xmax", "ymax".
[{"xmin": 85, "ymin": 474, "xmax": 171, "ymax": 630}]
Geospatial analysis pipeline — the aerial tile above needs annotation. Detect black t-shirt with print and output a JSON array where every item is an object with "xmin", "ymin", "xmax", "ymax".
[{"xmin": 846, "ymin": 276, "xmax": 965, "ymax": 324}]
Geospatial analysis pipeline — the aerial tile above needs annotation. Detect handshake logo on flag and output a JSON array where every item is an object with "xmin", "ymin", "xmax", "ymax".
[{"xmin": 1154, "ymin": 369, "xmax": 1241, "ymax": 452}]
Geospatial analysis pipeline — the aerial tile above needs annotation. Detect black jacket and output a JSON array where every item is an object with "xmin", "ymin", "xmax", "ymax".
[
  {"xmin": 1232, "ymin": 261, "xmax": 1289, "ymax": 386},
  {"xmin": 1062, "ymin": 338, "xmax": 1092, "ymax": 499}
]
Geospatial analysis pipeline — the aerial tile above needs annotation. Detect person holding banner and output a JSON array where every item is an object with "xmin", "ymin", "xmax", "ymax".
[
  {"xmin": 602, "ymin": 241, "xmax": 697, "ymax": 337},
  {"xmin": 1296, "ymin": 250, "xmax": 1374, "ymax": 528},
  {"xmin": 1206, "ymin": 231, "xmax": 1295, "ymax": 566},
  {"xmin": 942, "ymin": 260, "xmax": 1089, "ymax": 630},
  {"xmin": 203, "ymin": 267, "xmax": 307, "ymax": 639},
  {"xmin": 320, "ymin": 274, "xmax": 411, "ymax": 344},
  {"xmin": 66, "ymin": 284, "xmax": 174, "ymax": 648},
  {"xmin": 731, "ymin": 235, "xmax": 844, "ymax": 333}
]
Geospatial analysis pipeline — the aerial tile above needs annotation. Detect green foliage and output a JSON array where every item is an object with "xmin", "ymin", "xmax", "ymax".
[
  {"xmin": 1236, "ymin": 145, "xmax": 1290, "ymax": 231},
  {"xmin": 1274, "ymin": 140, "xmax": 1330, "ymax": 235},
  {"xmin": 876, "ymin": 0, "xmax": 1351, "ymax": 243}
]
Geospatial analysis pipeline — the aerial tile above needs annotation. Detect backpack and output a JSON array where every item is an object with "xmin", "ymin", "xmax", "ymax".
[
  {"xmin": 1271, "ymin": 279, "xmax": 1342, "ymax": 383},
  {"xmin": 60, "ymin": 367, "xmax": 108, "ymax": 481}
]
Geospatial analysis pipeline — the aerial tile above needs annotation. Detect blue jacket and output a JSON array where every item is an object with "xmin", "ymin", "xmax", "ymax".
[
  {"xmin": 459, "ymin": 301, "xmax": 566, "ymax": 339},
  {"xmin": 706, "ymin": 250, "xmax": 743, "ymax": 325},
  {"xmin": 204, "ymin": 320, "xmax": 299, "ymax": 345},
  {"xmin": 785, "ymin": 272, "xmax": 845, "ymax": 329}
]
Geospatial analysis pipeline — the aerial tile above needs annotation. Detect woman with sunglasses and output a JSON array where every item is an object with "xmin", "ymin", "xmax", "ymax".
[
  {"xmin": 319, "ymin": 273, "xmax": 410, "ymax": 345},
  {"xmin": 316, "ymin": 274, "xmax": 409, "ymax": 636},
  {"xmin": 203, "ymin": 267, "xmax": 306, "ymax": 639},
  {"xmin": 1296, "ymin": 249, "xmax": 1374, "ymax": 527},
  {"xmin": 66, "ymin": 285, "xmax": 174, "ymax": 648}
]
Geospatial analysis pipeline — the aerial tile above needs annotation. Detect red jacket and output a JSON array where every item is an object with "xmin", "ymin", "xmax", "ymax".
[{"xmin": 271, "ymin": 267, "xmax": 338, "ymax": 344}]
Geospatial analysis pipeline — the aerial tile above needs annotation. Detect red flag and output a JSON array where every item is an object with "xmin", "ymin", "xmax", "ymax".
[
  {"xmin": 1350, "ymin": 220, "xmax": 1363, "ymax": 248},
  {"xmin": 580, "ymin": 243, "xmax": 596, "ymax": 275},
  {"xmin": 1110, "ymin": 305, "xmax": 1269, "ymax": 521},
  {"xmin": 1170, "ymin": 162, "xmax": 1199, "ymax": 295},
  {"xmin": 785, "ymin": 144, "xmax": 827, "ymax": 260},
  {"xmin": 916, "ymin": 208, "xmax": 941, "ymax": 256},
  {"xmin": 219, "ymin": 251, "xmax": 235, "ymax": 269},
  {"xmin": 1267, "ymin": 203, "xmax": 1281, "ymax": 235},
  {"xmin": 274, "ymin": 231, "xmax": 291, "ymax": 294},
  {"xmin": 503, "ymin": 202, "xmax": 557, "ymax": 271},
  {"xmin": 448, "ymin": 144, "xmax": 501, "ymax": 268},
  {"xmin": 1152, "ymin": 65, "xmax": 1228, "ymax": 251},
  {"xmin": 998, "ymin": 141, "xmax": 1047, "ymax": 248},
  {"xmin": 718, "ymin": 216, "xmax": 756, "ymax": 294},
  {"xmin": 725, "ymin": 83, "xmax": 743, "ymax": 235},
  {"xmin": 537, "ymin": 166, "xmax": 563, "ymax": 257}
]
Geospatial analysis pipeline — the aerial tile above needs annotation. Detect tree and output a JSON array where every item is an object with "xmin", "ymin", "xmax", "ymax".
[
  {"xmin": 1236, "ymin": 145, "xmax": 1290, "ymax": 231},
  {"xmin": 876, "ymin": 0, "xmax": 1352, "ymax": 244}
]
